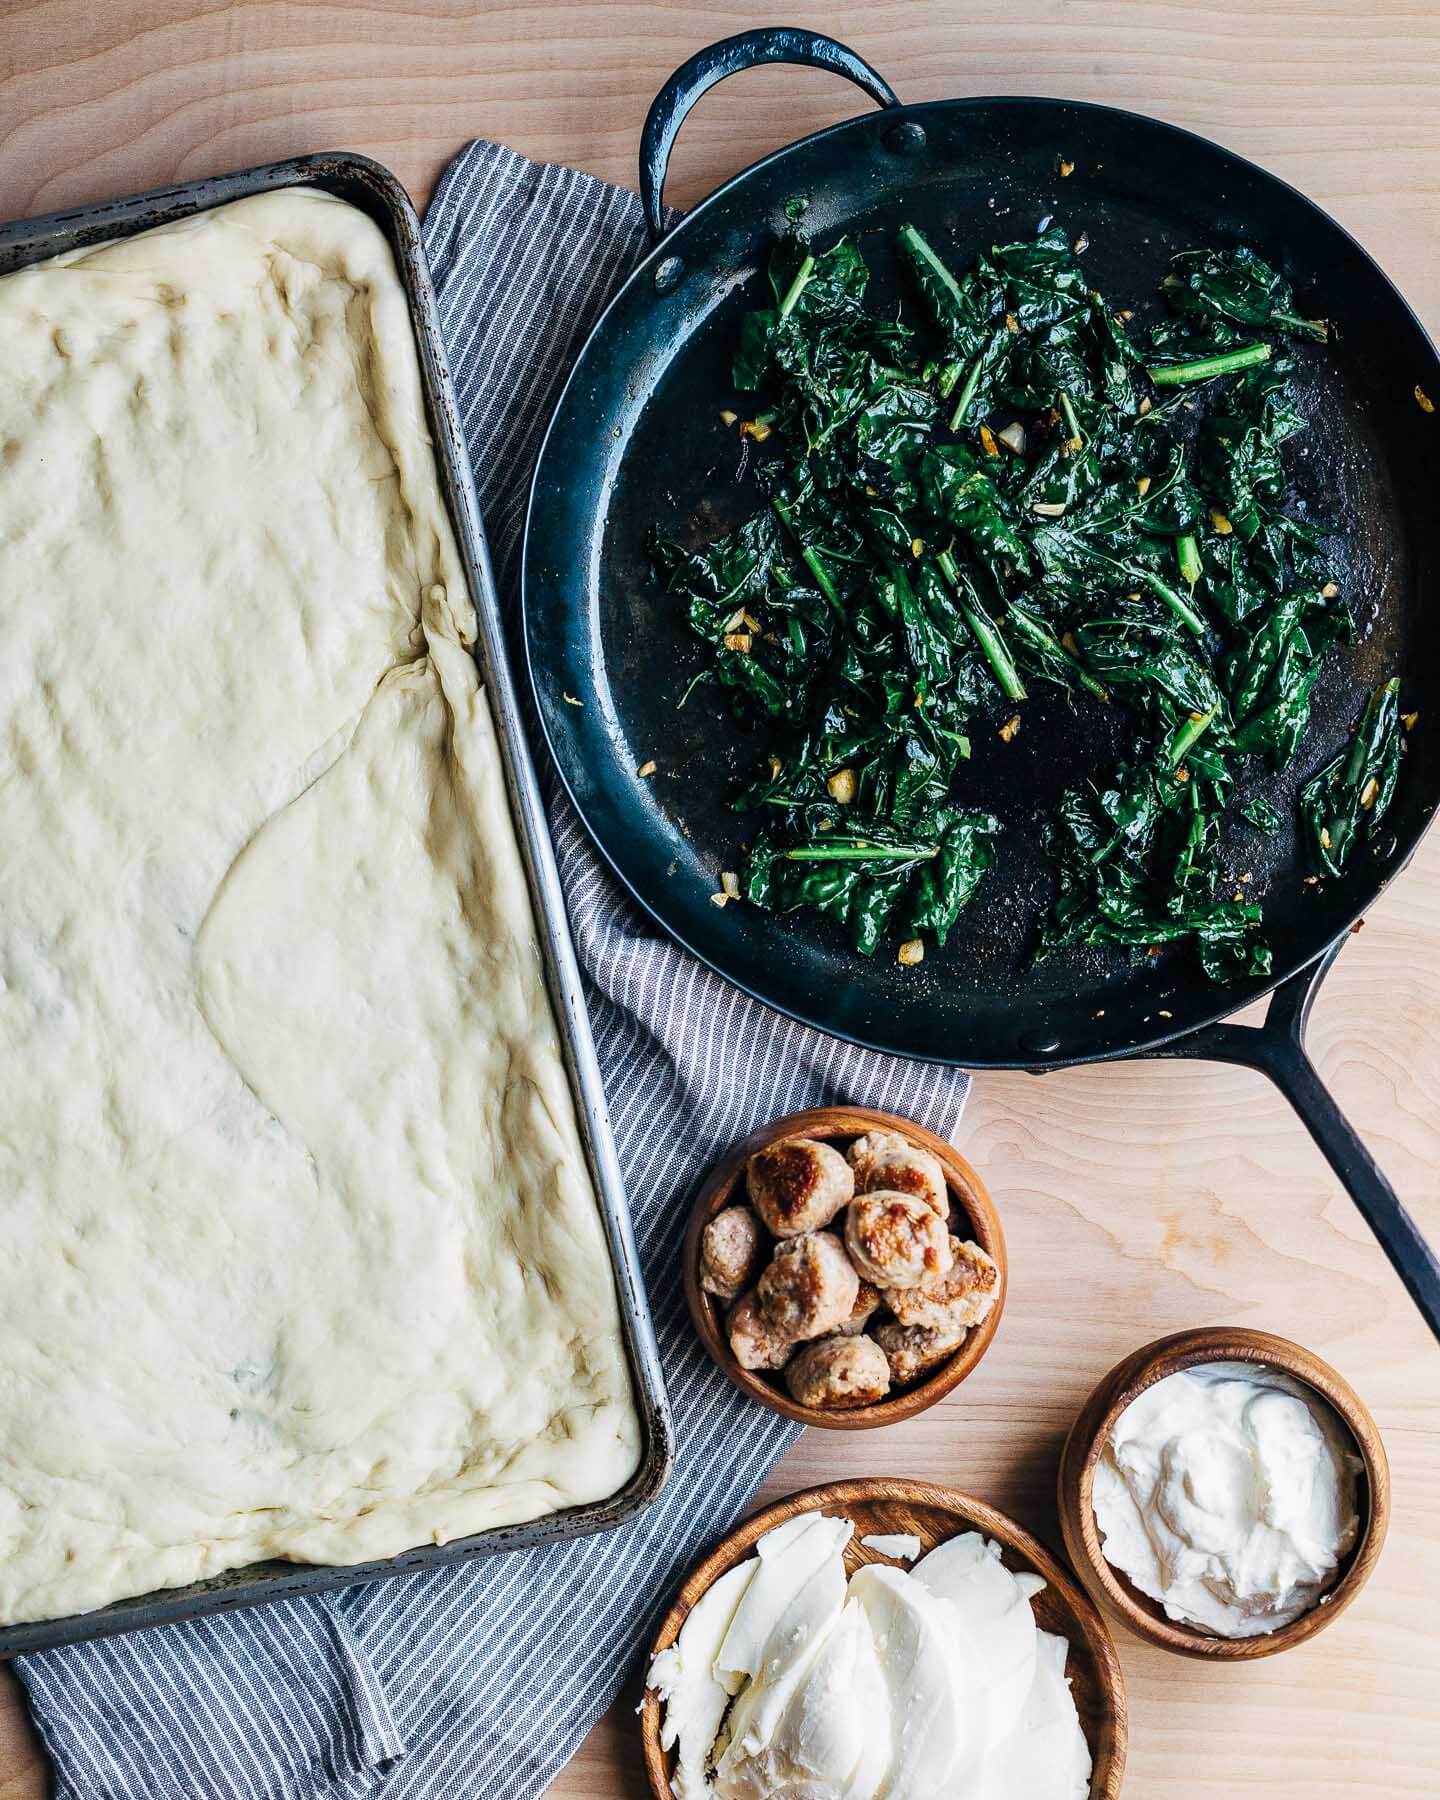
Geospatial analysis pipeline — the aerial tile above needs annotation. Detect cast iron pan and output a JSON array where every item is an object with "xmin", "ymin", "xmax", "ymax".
[{"xmin": 523, "ymin": 29, "xmax": 1440, "ymax": 1338}]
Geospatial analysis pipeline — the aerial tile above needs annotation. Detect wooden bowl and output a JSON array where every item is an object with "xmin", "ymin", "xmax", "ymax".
[
  {"xmin": 639, "ymin": 1477, "xmax": 1127, "ymax": 1800},
  {"xmin": 683, "ymin": 1106, "xmax": 1006, "ymax": 1429},
  {"xmin": 1058, "ymin": 1326, "xmax": 1390, "ymax": 1660}
]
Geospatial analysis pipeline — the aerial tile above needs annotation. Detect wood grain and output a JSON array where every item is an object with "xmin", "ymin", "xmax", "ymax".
[
  {"xmin": 0, "ymin": 3, "xmax": 1437, "ymax": 1797},
  {"xmin": 683, "ymin": 1106, "xmax": 1007, "ymax": 1428},
  {"xmin": 1057, "ymin": 1327, "xmax": 1391, "ymax": 1659},
  {"xmin": 639, "ymin": 1478, "xmax": 1127, "ymax": 1798}
]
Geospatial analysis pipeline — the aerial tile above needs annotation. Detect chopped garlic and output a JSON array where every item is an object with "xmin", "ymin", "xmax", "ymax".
[
  {"xmin": 999, "ymin": 714, "xmax": 1021, "ymax": 743},
  {"xmin": 979, "ymin": 424, "xmax": 1000, "ymax": 457},
  {"xmin": 721, "ymin": 870, "xmax": 741, "ymax": 899},
  {"xmin": 636, "ymin": 760, "xmax": 657, "ymax": 778},
  {"xmin": 719, "ymin": 408, "xmax": 738, "ymax": 426},
  {"xmin": 1210, "ymin": 509, "xmax": 1234, "ymax": 535},
  {"xmin": 1417, "ymin": 386, "xmax": 1435, "ymax": 414},
  {"xmin": 1136, "ymin": 475, "xmax": 1151, "ymax": 496},
  {"xmin": 722, "ymin": 631, "xmax": 752, "ymax": 653},
  {"xmin": 897, "ymin": 938, "xmax": 925, "ymax": 967},
  {"xmin": 827, "ymin": 767, "xmax": 858, "ymax": 804}
]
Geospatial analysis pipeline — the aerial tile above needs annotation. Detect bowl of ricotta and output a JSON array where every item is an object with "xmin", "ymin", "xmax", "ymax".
[
  {"xmin": 1058, "ymin": 1327, "xmax": 1390, "ymax": 1659},
  {"xmin": 640, "ymin": 1477, "xmax": 1126, "ymax": 1799}
]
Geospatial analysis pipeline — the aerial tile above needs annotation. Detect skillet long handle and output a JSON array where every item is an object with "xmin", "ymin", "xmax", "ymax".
[
  {"xmin": 639, "ymin": 28, "xmax": 900, "ymax": 243},
  {"xmin": 1150, "ymin": 940, "xmax": 1440, "ymax": 1344}
]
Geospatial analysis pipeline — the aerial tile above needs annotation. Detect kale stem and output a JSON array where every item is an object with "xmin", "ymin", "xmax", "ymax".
[
  {"xmin": 1168, "ymin": 704, "xmax": 1218, "ymax": 769},
  {"xmin": 777, "ymin": 254, "xmax": 816, "ymax": 320},
  {"xmin": 771, "ymin": 497, "xmax": 842, "ymax": 613},
  {"xmin": 935, "ymin": 359, "xmax": 962, "ymax": 399},
  {"xmin": 896, "ymin": 224, "xmax": 967, "ymax": 314},
  {"xmin": 1148, "ymin": 342, "xmax": 1272, "ymax": 387},
  {"xmin": 1007, "ymin": 606, "xmax": 1109, "ymax": 702},
  {"xmin": 935, "ymin": 549, "xmax": 1028, "ymax": 701},
  {"xmin": 1133, "ymin": 567, "xmax": 1208, "ymax": 638},
  {"xmin": 783, "ymin": 843, "xmax": 938, "ymax": 864},
  {"xmin": 1058, "ymin": 389, "xmax": 1085, "ymax": 446},
  {"xmin": 948, "ymin": 358, "xmax": 983, "ymax": 432},
  {"xmin": 1175, "ymin": 533, "xmax": 1203, "ymax": 589},
  {"xmin": 1271, "ymin": 311, "xmax": 1328, "ymax": 343}
]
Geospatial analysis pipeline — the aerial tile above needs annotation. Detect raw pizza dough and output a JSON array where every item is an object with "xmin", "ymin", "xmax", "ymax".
[{"xmin": 0, "ymin": 189, "xmax": 641, "ymax": 1625}]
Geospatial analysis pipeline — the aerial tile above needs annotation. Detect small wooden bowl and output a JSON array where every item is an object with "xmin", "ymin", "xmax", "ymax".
[
  {"xmin": 1058, "ymin": 1326, "xmax": 1390, "ymax": 1660},
  {"xmin": 683, "ymin": 1105, "xmax": 1006, "ymax": 1429},
  {"xmin": 639, "ymin": 1477, "xmax": 1127, "ymax": 1800}
]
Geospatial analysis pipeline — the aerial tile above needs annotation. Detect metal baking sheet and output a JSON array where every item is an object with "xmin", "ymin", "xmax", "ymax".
[{"xmin": 0, "ymin": 153, "xmax": 673, "ymax": 1657}]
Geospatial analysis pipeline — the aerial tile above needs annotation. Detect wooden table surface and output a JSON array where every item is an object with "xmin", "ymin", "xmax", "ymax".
[{"xmin": 2, "ymin": 3, "xmax": 1437, "ymax": 1796}]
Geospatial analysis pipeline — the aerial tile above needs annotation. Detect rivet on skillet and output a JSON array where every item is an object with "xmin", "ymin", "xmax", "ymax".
[
  {"xmin": 654, "ymin": 255, "xmax": 684, "ymax": 292},
  {"xmin": 1020, "ymin": 1030, "xmax": 1062, "ymax": 1057},
  {"xmin": 882, "ymin": 121, "xmax": 927, "ymax": 157}
]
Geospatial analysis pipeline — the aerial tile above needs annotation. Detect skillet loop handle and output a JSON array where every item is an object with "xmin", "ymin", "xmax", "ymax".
[
  {"xmin": 639, "ymin": 28, "xmax": 900, "ymax": 243},
  {"xmin": 1150, "ymin": 939, "xmax": 1440, "ymax": 1343}
]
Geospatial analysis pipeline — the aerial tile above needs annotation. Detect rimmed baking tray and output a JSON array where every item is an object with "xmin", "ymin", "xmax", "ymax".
[{"xmin": 0, "ymin": 153, "xmax": 673, "ymax": 1656}]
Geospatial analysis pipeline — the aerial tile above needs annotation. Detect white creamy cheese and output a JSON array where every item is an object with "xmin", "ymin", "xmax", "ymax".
[
  {"xmin": 859, "ymin": 1533, "xmax": 922, "ymax": 1561},
  {"xmin": 648, "ymin": 1513, "xmax": 1092, "ymax": 1800},
  {"xmin": 1092, "ymin": 1360, "xmax": 1361, "ymax": 1637},
  {"xmin": 650, "ymin": 1562, "xmax": 757, "ymax": 1799}
]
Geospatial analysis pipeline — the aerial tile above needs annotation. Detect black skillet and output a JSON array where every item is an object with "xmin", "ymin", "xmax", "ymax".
[{"xmin": 523, "ymin": 28, "xmax": 1440, "ymax": 1339}]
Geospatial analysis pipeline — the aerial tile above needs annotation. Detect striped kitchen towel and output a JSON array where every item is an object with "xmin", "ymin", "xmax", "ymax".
[{"xmin": 15, "ymin": 141, "xmax": 970, "ymax": 1800}]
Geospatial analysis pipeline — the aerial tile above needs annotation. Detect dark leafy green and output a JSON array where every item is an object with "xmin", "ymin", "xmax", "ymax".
[
  {"xmin": 1300, "ymin": 679, "xmax": 1404, "ymax": 877},
  {"xmin": 654, "ymin": 220, "xmax": 1404, "ymax": 974},
  {"xmin": 1161, "ymin": 246, "xmax": 1329, "ymax": 344}
]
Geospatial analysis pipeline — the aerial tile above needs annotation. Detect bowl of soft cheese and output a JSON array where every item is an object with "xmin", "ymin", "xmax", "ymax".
[
  {"xmin": 1058, "ymin": 1327, "xmax": 1390, "ymax": 1659},
  {"xmin": 641, "ymin": 1477, "xmax": 1126, "ymax": 1798}
]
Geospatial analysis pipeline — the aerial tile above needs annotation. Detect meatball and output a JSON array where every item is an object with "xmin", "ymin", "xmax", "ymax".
[
  {"xmin": 847, "ymin": 1129, "xmax": 948, "ymax": 1219},
  {"xmin": 834, "ymin": 1279, "xmax": 884, "ymax": 1338},
  {"xmin": 747, "ymin": 1137, "xmax": 854, "ymax": 1237},
  {"xmin": 888, "ymin": 1237, "xmax": 1000, "ymax": 1332},
  {"xmin": 874, "ymin": 1319, "xmax": 967, "ymax": 1388},
  {"xmin": 727, "ymin": 1289, "xmax": 795, "ymax": 1372},
  {"xmin": 785, "ymin": 1334, "xmax": 891, "ymax": 1411},
  {"xmin": 700, "ymin": 1205, "xmax": 765, "ymax": 1301},
  {"xmin": 757, "ymin": 1232, "xmax": 860, "ymax": 1342},
  {"xmin": 844, "ymin": 1192, "xmax": 953, "ymax": 1290}
]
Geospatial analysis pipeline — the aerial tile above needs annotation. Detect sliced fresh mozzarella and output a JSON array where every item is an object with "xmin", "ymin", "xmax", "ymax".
[
  {"xmin": 648, "ymin": 1560, "xmax": 758, "ymax": 1799},
  {"xmin": 912, "ymin": 1531, "xmax": 1039, "ymax": 1747}
]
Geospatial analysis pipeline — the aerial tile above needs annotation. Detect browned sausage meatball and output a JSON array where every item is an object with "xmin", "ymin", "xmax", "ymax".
[
  {"xmin": 747, "ymin": 1137, "xmax": 854, "ymax": 1237},
  {"xmin": 700, "ymin": 1205, "xmax": 765, "ymax": 1301},
  {"xmin": 756, "ymin": 1231, "xmax": 859, "ymax": 1341},
  {"xmin": 727, "ymin": 1289, "xmax": 796, "ymax": 1371},
  {"xmin": 844, "ymin": 1192, "xmax": 953, "ymax": 1290},
  {"xmin": 847, "ymin": 1130, "xmax": 948, "ymax": 1218},
  {"xmin": 833, "ymin": 1278, "xmax": 884, "ymax": 1338},
  {"xmin": 785, "ymin": 1334, "xmax": 891, "ymax": 1410},
  {"xmin": 874, "ymin": 1319, "xmax": 966, "ymax": 1387},
  {"xmin": 888, "ymin": 1237, "xmax": 1000, "ymax": 1332}
]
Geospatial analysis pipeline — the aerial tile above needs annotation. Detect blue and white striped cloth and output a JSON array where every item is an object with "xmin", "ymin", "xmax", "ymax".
[{"xmin": 15, "ymin": 142, "xmax": 971, "ymax": 1799}]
